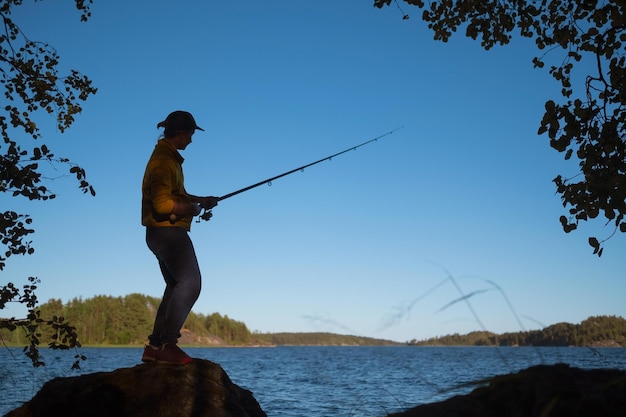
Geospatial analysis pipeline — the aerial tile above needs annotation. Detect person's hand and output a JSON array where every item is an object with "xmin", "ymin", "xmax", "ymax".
[
  {"xmin": 198, "ymin": 196, "xmax": 219, "ymax": 210},
  {"xmin": 191, "ymin": 203, "xmax": 202, "ymax": 216}
]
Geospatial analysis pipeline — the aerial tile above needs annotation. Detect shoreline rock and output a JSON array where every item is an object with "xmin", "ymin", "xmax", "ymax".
[
  {"xmin": 388, "ymin": 364, "xmax": 626, "ymax": 417},
  {"xmin": 4, "ymin": 359, "xmax": 267, "ymax": 417}
]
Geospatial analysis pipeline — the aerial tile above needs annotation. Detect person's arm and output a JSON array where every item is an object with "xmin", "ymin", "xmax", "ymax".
[
  {"xmin": 187, "ymin": 194, "xmax": 219, "ymax": 210},
  {"xmin": 150, "ymin": 167, "xmax": 201, "ymax": 218},
  {"xmin": 171, "ymin": 200, "xmax": 202, "ymax": 216}
]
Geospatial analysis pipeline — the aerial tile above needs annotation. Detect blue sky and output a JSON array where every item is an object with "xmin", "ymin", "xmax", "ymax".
[{"xmin": 3, "ymin": 1, "xmax": 625, "ymax": 343}]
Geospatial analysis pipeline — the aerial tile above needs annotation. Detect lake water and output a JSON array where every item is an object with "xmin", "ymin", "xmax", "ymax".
[{"xmin": 2, "ymin": 346, "xmax": 626, "ymax": 417}]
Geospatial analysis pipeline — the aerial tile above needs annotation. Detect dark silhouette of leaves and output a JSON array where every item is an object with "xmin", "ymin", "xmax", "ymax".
[
  {"xmin": 1, "ymin": 0, "xmax": 95, "ymax": 369},
  {"xmin": 376, "ymin": 0, "xmax": 626, "ymax": 256}
]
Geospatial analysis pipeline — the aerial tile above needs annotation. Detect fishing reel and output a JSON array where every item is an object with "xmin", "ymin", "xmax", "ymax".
[{"xmin": 197, "ymin": 207, "xmax": 213, "ymax": 223}]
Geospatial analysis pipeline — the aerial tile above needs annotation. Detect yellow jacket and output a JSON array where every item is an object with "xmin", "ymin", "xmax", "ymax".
[{"xmin": 142, "ymin": 139, "xmax": 193, "ymax": 230}]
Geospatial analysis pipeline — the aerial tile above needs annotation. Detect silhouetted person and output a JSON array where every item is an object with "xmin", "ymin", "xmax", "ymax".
[{"xmin": 141, "ymin": 110, "xmax": 218, "ymax": 364}]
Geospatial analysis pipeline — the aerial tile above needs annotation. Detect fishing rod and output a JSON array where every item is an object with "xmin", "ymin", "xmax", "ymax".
[{"xmin": 197, "ymin": 126, "xmax": 404, "ymax": 221}]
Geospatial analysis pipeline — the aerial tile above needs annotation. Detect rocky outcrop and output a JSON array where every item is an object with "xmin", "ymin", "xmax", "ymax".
[
  {"xmin": 4, "ymin": 359, "xmax": 267, "ymax": 417},
  {"xmin": 178, "ymin": 328, "xmax": 227, "ymax": 346},
  {"xmin": 388, "ymin": 364, "xmax": 626, "ymax": 417}
]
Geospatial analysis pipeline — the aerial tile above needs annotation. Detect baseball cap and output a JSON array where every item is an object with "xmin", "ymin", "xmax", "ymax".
[{"xmin": 158, "ymin": 110, "xmax": 204, "ymax": 131}]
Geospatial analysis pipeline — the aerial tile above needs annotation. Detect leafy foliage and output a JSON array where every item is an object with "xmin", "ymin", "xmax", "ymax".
[
  {"xmin": 0, "ymin": 0, "xmax": 97, "ymax": 269},
  {"xmin": 0, "ymin": 0, "xmax": 96, "ymax": 367},
  {"xmin": 203, "ymin": 311, "xmax": 254, "ymax": 344},
  {"xmin": 0, "ymin": 277, "xmax": 84, "ymax": 368},
  {"xmin": 375, "ymin": 0, "xmax": 626, "ymax": 255}
]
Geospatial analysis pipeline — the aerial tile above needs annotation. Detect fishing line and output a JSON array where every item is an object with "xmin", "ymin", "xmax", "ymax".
[
  {"xmin": 197, "ymin": 126, "xmax": 404, "ymax": 221},
  {"xmin": 394, "ymin": 0, "xmax": 410, "ymax": 20}
]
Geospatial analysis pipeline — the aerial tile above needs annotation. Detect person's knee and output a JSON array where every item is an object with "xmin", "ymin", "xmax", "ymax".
[
  {"xmin": 185, "ymin": 274, "xmax": 201, "ymax": 300},
  {"xmin": 191, "ymin": 282, "xmax": 201, "ymax": 300}
]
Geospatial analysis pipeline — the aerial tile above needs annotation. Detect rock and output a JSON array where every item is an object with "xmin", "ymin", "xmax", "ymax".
[
  {"xmin": 178, "ymin": 328, "xmax": 226, "ymax": 346},
  {"xmin": 4, "ymin": 359, "xmax": 267, "ymax": 417},
  {"xmin": 388, "ymin": 363, "xmax": 626, "ymax": 417}
]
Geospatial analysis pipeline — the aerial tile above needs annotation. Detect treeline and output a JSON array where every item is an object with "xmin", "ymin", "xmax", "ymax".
[
  {"xmin": 257, "ymin": 332, "xmax": 401, "ymax": 346},
  {"xmin": 0, "ymin": 293, "xmax": 255, "ymax": 346},
  {"xmin": 3, "ymin": 295, "xmax": 623, "ymax": 348},
  {"xmin": 409, "ymin": 315, "xmax": 626, "ymax": 347},
  {"xmin": 0, "ymin": 293, "xmax": 400, "ymax": 347}
]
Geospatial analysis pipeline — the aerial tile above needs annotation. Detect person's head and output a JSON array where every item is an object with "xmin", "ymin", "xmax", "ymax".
[{"xmin": 157, "ymin": 110, "xmax": 204, "ymax": 150}]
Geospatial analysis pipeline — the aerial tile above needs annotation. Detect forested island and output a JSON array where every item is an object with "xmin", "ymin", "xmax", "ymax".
[
  {"xmin": 409, "ymin": 315, "xmax": 626, "ymax": 347},
  {"xmin": 1, "ymin": 293, "xmax": 624, "ymax": 347}
]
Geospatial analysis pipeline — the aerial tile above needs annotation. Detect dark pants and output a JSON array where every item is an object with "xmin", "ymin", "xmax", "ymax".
[{"xmin": 146, "ymin": 227, "xmax": 202, "ymax": 346}]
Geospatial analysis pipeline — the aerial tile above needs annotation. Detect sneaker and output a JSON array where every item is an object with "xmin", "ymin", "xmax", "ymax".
[
  {"xmin": 156, "ymin": 343, "xmax": 192, "ymax": 365},
  {"xmin": 141, "ymin": 344, "xmax": 160, "ymax": 363}
]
